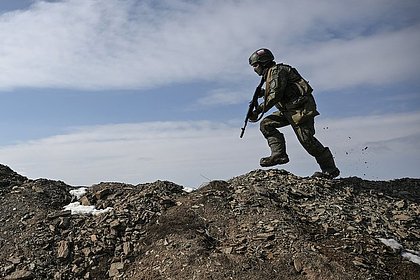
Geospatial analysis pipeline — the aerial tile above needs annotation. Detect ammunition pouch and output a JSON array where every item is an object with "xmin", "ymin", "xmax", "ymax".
[
  {"xmin": 295, "ymin": 78, "xmax": 313, "ymax": 95},
  {"xmin": 286, "ymin": 79, "xmax": 318, "ymax": 125},
  {"xmin": 289, "ymin": 106, "xmax": 319, "ymax": 125}
]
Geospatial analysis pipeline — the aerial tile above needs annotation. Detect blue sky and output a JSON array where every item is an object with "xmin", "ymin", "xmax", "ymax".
[{"xmin": 0, "ymin": 0, "xmax": 419, "ymax": 187}]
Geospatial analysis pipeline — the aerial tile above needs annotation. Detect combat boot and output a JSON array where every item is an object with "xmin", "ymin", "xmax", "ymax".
[
  {"xmin": 312, "ymin": 147, "xmax": 340, "ymax": 178},
  {"xmin": 260, "ymin": 136, "xmax": 289, "ymax": 167}
]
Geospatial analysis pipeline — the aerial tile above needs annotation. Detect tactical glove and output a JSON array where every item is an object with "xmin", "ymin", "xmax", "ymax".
[{"xmin": 248, "ymin": 108, "xmax": 262, "ymax": 122}]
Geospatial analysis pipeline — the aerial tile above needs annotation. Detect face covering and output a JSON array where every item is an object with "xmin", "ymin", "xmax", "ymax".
[{"xmin": 253, "ymin": 64, "xmax": 264, "ymax": 76}]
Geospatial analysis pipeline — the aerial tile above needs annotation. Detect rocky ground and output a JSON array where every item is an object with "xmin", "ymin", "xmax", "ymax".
[{"xmin": 0, "ymin": 164, "xmax": 419, "ymax": 280}]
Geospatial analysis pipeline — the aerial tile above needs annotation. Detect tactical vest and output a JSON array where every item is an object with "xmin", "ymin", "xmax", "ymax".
[{"xmin": 266, "ymin": 63, "xmax": 319, "ymax": 125}]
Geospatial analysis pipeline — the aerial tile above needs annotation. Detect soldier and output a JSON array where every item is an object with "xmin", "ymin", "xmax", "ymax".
[{"xmin": 248, "ymin": 48, "xmax": 340, "ymax": 178}]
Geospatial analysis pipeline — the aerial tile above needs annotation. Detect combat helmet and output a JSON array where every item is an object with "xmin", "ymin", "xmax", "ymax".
[{"xmin": 249, "ymin": 48, "xmax": 275, "ymax": 66}]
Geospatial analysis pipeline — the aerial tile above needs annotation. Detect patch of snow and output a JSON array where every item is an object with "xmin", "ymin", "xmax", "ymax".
[
  {"xmin": 379, "ymin": 238, "xmax": 403, "ymax": 250},
  {"xmin": 379, "ymin": 238, "xmax": 420, "ymax": 266},
  {"xmin": 402, "ymin": 252, "xmax": 420, "ymax": 265},
  {"xmin": 69, "ymin": 187, "xmax": 87, "ymax": 199},
  {"xmin": 65, "ymin": 187, "xmax": 112, "ymax": 215},
  {"xmin": 64, "ymin": 202, "xmax": 112, "ymax": 215}
]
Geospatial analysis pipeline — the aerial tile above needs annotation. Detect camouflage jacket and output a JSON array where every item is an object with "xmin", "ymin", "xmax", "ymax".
[{"xmin": 260, "ymin": 63, "xmax": 319, "ymax": 124}]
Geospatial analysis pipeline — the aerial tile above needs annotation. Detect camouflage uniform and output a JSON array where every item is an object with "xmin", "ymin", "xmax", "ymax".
[{"xmin": 250, "ymin": 50, "xmax": 339, "ymax": 178}]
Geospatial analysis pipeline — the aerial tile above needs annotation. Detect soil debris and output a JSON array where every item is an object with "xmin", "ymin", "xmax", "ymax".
[{"xmin": 0, "ymin": 164, "xmax": 419, "ymax": 279}]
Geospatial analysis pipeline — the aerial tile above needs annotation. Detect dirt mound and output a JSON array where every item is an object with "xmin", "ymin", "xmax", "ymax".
[{"xmin": 0, "ymin": 164, "xmax": 419, "ymax": 280}]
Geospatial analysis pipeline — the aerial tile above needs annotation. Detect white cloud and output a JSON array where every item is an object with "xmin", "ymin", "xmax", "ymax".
[
  {"xmin": 196, "ymin": 89, "xmax": 250, "ymax": 106},
  {"xmin": 0, "ymin": 0, "xmax": 419, "ymax": 91},
  {"xmin": 1, "ymin": 112, "xmax": 419, "ymax": 188},
  {"xmin": 290, "ymin": 24, "xmax": 420, "ymax": 90}
]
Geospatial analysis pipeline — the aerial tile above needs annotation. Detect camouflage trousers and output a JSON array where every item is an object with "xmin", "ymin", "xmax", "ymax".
[{"xmin": 259, "ymin": 110, "xmax": 325, "ymax": 158}]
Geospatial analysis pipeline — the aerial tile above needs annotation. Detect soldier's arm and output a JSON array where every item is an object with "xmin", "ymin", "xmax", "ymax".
[{"xmin": 260, "ymin": 67, "xmax": 287, "ymax": 112}]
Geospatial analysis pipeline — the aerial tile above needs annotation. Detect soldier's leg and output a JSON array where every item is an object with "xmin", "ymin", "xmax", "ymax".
[
  {"xmin": 259, "ymin": 111, "xmax": 290, "ymax": 167},
  {"xmin": 292, "ymin": 119, "xmax": 340, "ymax": 178}
]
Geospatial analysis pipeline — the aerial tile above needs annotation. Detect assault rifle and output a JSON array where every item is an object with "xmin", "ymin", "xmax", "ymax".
[{"xmin": 240, "ymin": 77, "xmax": 265, "ymax": 138}]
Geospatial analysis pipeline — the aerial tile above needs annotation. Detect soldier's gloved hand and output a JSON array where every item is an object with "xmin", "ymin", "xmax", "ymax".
[{"xmin": 248, "ymin": 109, "xmax": 260, "ymax": 122}]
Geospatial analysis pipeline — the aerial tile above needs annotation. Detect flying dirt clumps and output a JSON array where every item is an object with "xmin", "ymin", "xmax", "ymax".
[{"xmin": 0, "ymin": 164, "xmax": 419, "ymax": 280}]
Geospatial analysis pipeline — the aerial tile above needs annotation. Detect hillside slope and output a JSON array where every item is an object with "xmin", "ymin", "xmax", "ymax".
[{"xmin": 0, "ymin": 164, "xmax": 419, "ymax": 280}]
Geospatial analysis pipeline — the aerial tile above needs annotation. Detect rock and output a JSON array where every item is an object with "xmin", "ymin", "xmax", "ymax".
[
  {"xmin": 395, "ymin": 200, "xmax": 406, "ymax": 209},
  {"xmin": 5, "ymin": 270, "xmax": 33, "ymax": 280},
  {"xmin": 220, "ymin": 247, "xmax": 233, "ymax": 254},
  {"xmin": 47, "ymin": 210, "xmax": 72, "ymax": 219},
  {"xmin": 57, "ymin": 240, "xmax": 70, "ymax": 260},
  {"xmin": 81, "ymin": 247, "xmax": 91, "ymax": 257},
  {"xmin": 90, "ymin": 234, "xmax": 97, "ymax": 242},
  {"xmin": 254, "ymin": 233, "xmax": 275, "ymax": 241},
  {"xmin": 7, "ymin": 256, "xmax": 22, "ymax": 265},
  {"xmin": 58, "ymin": 217, "xmax": 70, "ymax": 229},
  {"xmin": 353, "ymin": 257, "xmax": 369, "ymax": 268},
  {"xmin": 393, "ymin": 214, "xmax": 412, "ymax": 221},
  {"xmin": 293, "ymin": 258, "xmax": 303, "ymax": 273},
  {"xmin": 80, "ymin": 196, "xmax": 91, "ymax": 206},
  {"xmin": 3, "ymin": 264, "xmax": 15, "ymax": 275},
  {"xmin": 123, "ymin": 242, "xmax": 132, "ymax": 256},
  {"xmin": 95, "ymin": 189, "xmax": 111, "ymax": 200},
  {"xmin": 110, "ymin": 220, "xmax": 121, "ymax": 229},
  {"xmin": 108, "ymin": 262, "xmax": 124, "ymax": 277}
]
